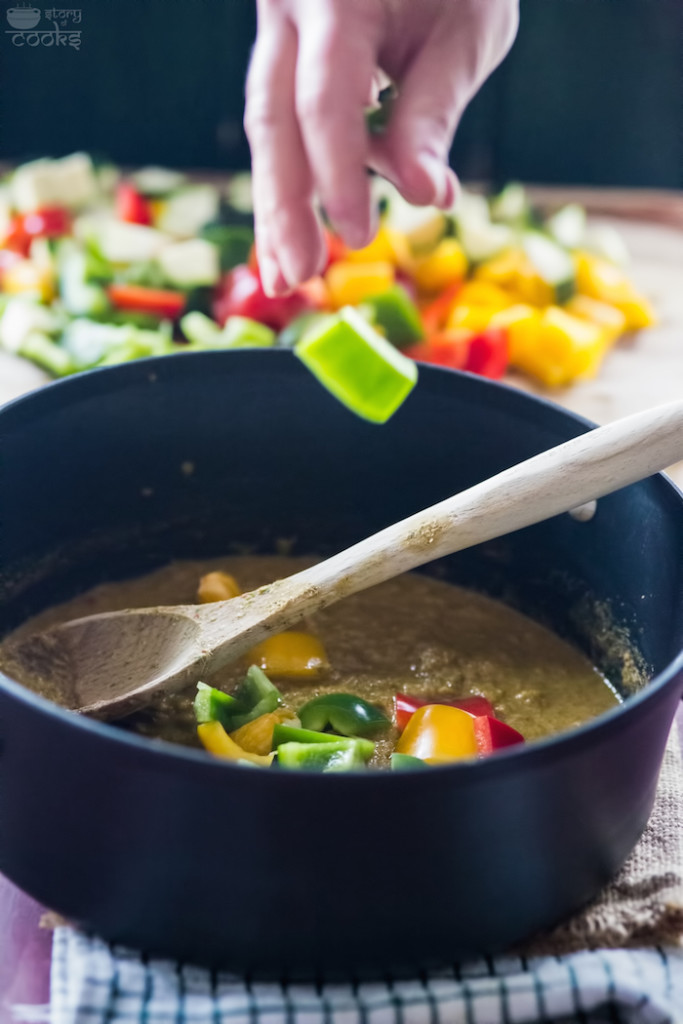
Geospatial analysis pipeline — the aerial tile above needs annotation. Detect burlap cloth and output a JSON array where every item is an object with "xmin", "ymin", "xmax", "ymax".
[{"xmin": 519, "ymin": 726, "xmax": 683, "ymax": 955}]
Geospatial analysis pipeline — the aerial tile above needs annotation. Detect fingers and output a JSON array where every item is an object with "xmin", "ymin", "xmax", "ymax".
[
  {"xmin": 244, "ymin": 9, "xmax": 325, "ymax": 294},
  {"xmin": 369, "ymin": 36, "xmax": 464, "ymax": 210},
  {"xmin": 371, "ymin": 0, "xmax": 519, "ymax": 210},
  {"xmin": 295, "ymin": 12, "xmax": 379, "ymax": 249}
]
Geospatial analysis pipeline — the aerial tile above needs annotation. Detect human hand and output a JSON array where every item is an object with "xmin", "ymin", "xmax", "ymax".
[{"xmin": 244, "ymin": 0, "xmax": 519, "ymax": 295}]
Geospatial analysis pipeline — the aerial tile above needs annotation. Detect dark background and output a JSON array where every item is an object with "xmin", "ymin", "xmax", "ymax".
[{"xmin": 1, "ymin": 0, "xmax": 681, "ymax": 188}]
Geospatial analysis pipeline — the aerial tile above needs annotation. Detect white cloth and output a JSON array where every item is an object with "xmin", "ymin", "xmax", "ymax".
[{"xmin": 48, "ymin": 928, "xmax": 683, "ymax": 1024}]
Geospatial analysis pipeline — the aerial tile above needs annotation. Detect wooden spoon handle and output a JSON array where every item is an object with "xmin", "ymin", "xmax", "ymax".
[{"xmin": 203, "ymin": 400, "xmax": 683, "ymax": 656}]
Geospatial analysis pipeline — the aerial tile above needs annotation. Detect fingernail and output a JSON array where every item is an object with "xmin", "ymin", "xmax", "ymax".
[
  {"xmin": 278, "ymin": 246, "xmax": 309, "ymax": 290},
  {"xmin": 416, "ymin": 153, "xmax": 451, "ymax": 208},
  {"xmin": 260, "ymin": 255, "xmax": 287, "ymax": 297},
  {"xmin": 342, "ymin": 222, "xmax": 373, "ymax": 251}
]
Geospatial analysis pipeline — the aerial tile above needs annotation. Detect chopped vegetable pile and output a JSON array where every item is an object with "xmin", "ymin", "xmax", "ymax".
[
  {"xmin": 0, "ymin": 154, "xmax": 657, "ymax": 420},
  {"xmin": 191, "ymin": 569, "xmax": 525, "ymax": 772}
]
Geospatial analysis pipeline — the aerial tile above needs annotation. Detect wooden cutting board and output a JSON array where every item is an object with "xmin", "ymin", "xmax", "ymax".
[{"xmin": 2, "ymin": 187, "xmax": 682, "ymax": 482}]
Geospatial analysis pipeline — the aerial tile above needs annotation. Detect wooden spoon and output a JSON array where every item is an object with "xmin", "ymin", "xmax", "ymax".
[{"xmin": 7, "ymin": 399, "xmax": 683, "ymax": 720}]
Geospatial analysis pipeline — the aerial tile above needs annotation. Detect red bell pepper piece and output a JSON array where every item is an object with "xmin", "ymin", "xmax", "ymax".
[
  {"xmin": 420, "ymin": 283, "xmax": 461, "ymax": 334},
  {"xmin": 323, "ymin": 228, "xmax": 348, "ymax": 270},
  {"xmin": 107, "ymin": 283, "xmax": 186, "ymax": 319},
  {"xmin": 116, "ymin": 183, "xmax": 153, "ymax": 226},
  {"xmin": 462, "ymin": 326, "xmax": 508, "ymax": 380},
  {"xmin": 22, "ymin": 206, "xmax": 71, "ymax": 239},
  {"xmin": 403, "ymin": 330, "xmax": 471, "ymax": 370},
  {"xmin": 394, "ymin": 692, "xmax": 494, "ymax": 732},
  {"xmin": 213, "ymin": 264, "xmax": 323, "ymax": 331},
  {"xmin": 1, "ymin": 216, "xmax": 32, "ymax": 257},
  {"xmin": 2, "ymin": 208, "xmax": 71, "ymax": 256},
  {"xmin": 473, "ymin": 715, "xmax": 524, "ymax": 754}
]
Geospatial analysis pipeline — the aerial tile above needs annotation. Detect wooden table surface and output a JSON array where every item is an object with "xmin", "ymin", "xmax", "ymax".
[{"xmin": 1, "ymin": 187, "xmax": 682, "ymax": 1022}]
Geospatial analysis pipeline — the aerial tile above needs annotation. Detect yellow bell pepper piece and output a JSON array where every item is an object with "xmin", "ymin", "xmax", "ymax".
[
  {"xmin": 325, "ymin": 260, "xmax": 395, "ymax": 309},
  {"xmin": 230, "ymin": 707, "xmax": 300, "ymax": 755},
  {"xmin": 197, "ymin": 721, "xmax": 274, "ymax": 766},
  {"xmin": 490, "ymin": 304, "xmax": 542, "ymax": 365},
  {"xmin": 396, "ymin": 705, "xmax": 478, "ymax": 764},
  {"xmin": 412, "ymin": 238, "xmax": 468, "ymax": 294},
  {"xmin": 475, "ymin": 248, "xmax": 556, "ymax": 307},
  {"xmin": 574, "ymin": 252, "xmax": 656, "ymax": 330},
  {"xmin": 575, "ymin": 250, "xmax": 630, "ymax": 301},
  {"xmin": 150, "ymin": 198, "xmax": 166, "ymax": 224},
  {"xmin": 447, "ymin": 305, "xmax": 497, "ymax": 333},
  {"xmin": 447, "ymin": 278, "xmax": 514, "ymax": 333},
  {"xmin": 616, "ymin": 292, "xmax": 657, "ymax": 331},
  {"xmin": 474, "ymin": 248, "xmax": 527, "ymax": 290},
  {"xmin": 247, "ymin": 631, "xmax": 329, "ymax": 679},
  {"xmin": 456, "ymin": 280, "xmax": 514, "ymax": 310},
  {"xmin": 512, "ymin": 262, "xmax": 555, "ymax": 307},
  {"xmin": 564, "ymin": 295, "xmax": 626, "ymax": 344},
  {"xmin": 345, "ymin": 225, "xmax": 413, "ymax": 272},
  {"xmin": 3, "ymin": 259, "xmax": 55, "ymax": 302},
  {"xmin": 197, "ymin": 571, "xmax": 241, "ymax": 603},
  {"xmin": 512, "ymin": 306, "xmax": 609, "ymax": 388}
]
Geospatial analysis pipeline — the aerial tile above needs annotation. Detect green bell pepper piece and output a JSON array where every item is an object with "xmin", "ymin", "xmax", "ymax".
[
  {"xmin": 200, "ymin": 223, "xmax": 254, "ymax": 272},
  {"xmin": 271, "ymin": 724, "xmax": 347, "ymax": 748},
  {"xmin": 277, "ymin": 738, "xmax": 374, "ymax": 772},
  {"xmin": 180, "ymin": 311, "xmax": 222, "ymax": 347},
  {"xmin": 119, "ymin": 260, "xmax": 168, "ymax": 289},
  {"xmin": 391, "ymin": 753, "xmax": 430, "ymax": 771},
  {"xmin": 103, "ymin": 310, "xmax": 170, "ymax": 330},
  {"xmin": 222, "ymin": 315, "xmax": 276, "ymax": 348},
  {"xmin": 193, "ymin": 667, "xmax": 282, "ymax": 732},
  {"xmin": 193, "ymin": 682, "xmax": 240, "ymax": 727},
  {"xmin": 294, "ymin": 306, "xmax": 417, "ymax": 423},
  {"xmin": 298, "ymin": 693, "xmax": 390, "ymax": 737},
  {"xmin": 19, "ymin": 333, "xmax": 74, "ymax": 377},
  {"xmin": 228, "ymin": 665, "xmax": 282, "ymax": 730},
  {"xmin": 359, "ymin": 285, "xmax": 423, "ymax": 347},
  {"xmin": 365, "ymin": 84, "xmax": 396, "ymax": 137},
  {"xmin": 57, "ymin": 241, "xmax": 111, "ymax": 318},
  {"xmin": 97, "ymin": 328, "xmax": 170, "ymax": 366}
]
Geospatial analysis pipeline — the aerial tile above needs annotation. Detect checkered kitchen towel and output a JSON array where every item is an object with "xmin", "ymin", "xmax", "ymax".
[
  {"xmin": 20, "ymin": 731, "xmax": 682, "ymax": 1024},
  {"xmin": 46, "ymin": 931, "xmax": 683, "ymax": 1024}
]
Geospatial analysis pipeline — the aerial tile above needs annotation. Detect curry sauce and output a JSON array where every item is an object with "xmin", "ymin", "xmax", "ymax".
[{"xmin": 1, "ymin": 555, "xmax": 621, "ymax": 760}]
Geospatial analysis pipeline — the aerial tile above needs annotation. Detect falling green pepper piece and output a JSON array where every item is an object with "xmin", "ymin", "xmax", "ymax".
[
  {"xmin": 277, "ymin": 738, "xmax": 374, "ymax": 772},
  {"xmin": 391, "ymin": 753, "xmax": 430, "ymax": 771},
  {"xmin": 193, "ymin": 682, "xmax": 240, "ymax": 727},
  {"xmin": 294, "ymin": 306, "xmax": 417, "ymax": 423},
  {"xmin": 298, "ymin": 693, "xmax": 390, "ymax": 737}
]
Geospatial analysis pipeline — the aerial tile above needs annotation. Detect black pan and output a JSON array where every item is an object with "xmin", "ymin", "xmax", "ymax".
[{"xmin": 0, "ymin": 351, "xmax": 682, "ymax": 977}]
